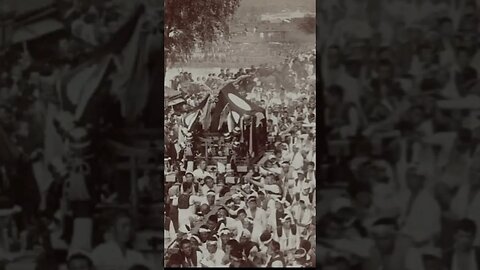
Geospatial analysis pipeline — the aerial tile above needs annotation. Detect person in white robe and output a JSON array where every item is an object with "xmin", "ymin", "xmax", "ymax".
[
  {"xmin": 193, "ymin": 159, "xmax": 212, "ymax": 181},
  {"xmin": 450, "ymin": 154, "xmax": 480, "ymax": 245},
  {"xmin": 200, "ymin": 237, "xmax": 225, "ymax": 267},
  {"xmin": 245, "ymin": 196, "xmax": 268, "ymax": 243},
  {"xmin": 91, "ymin": 212, "xmax": 149, "ymax": 270},
  {"xmin": 274, "ymin": 215, "xmax": 300, "ymax": 252},
  {"xmin": 396, "ymin": 165, "xmax": 441, "ymax": 247}
]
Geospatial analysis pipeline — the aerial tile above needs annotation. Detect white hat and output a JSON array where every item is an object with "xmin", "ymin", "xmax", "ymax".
[
  {"xmin": 330, "ymin": 197, "xmax": 353, "ymax": 213},
  {"xmin": 219, "ymin": 228, "xmax": 231, "ymax": 236},
  {"xmin": 189, "ymin": 234, "xmax": 201, "ymax": 244}
]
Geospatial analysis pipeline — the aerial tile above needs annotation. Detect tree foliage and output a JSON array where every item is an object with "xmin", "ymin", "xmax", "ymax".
[{"xmin": 165, "ymin": 0, "xmax": 240, "ymax": 67}]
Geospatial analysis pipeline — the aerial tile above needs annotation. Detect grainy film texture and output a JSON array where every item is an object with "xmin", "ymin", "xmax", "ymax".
[
  {"xmin": 0, "ymin": 0, "xmax": 163, "ymax": 269},
  {"xmin": 164, "ymin": 0, "xmax": 316, "ymax": 267},
  {"xmin": 318, "ymin": 0, "xmax": 480, "ymax": 269}
]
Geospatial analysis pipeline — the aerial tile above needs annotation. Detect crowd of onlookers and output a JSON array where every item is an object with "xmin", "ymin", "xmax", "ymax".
[
  {"xmin": 0, "ymin": 1, "xmax": 162, "ymax": 269},
  {"xmin": 319, "ymin": 0, "xmax": 480, "ymax": 269},
  {"xmin": 164, "ymin": 50, "xmax": 317, "ymax": 267}
]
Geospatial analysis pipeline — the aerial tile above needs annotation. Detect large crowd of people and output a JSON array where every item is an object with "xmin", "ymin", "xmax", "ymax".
[
  {"xmin": 164, "ymin": 49, "xmax": 316, "ymax": 267},
  {"xmin": 0, "ymin": 1, "xmax": 162, "ymax": 270},
  {"xmin": 319, "ymin": 0, "xmax": 480, "ymax": 269}
]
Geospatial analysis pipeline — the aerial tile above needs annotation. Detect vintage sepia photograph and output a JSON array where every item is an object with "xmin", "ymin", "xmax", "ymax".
[
  {"xmin": 0, "ymin": 0, "xmax": 163, "ymax": 269},
  {"xmin": 318, "ymin": 0, "xmax": 480, "ymax": 269},
  {"xmin": 163, "ymin": 0, "xmax": 316, "ymax": 268}
]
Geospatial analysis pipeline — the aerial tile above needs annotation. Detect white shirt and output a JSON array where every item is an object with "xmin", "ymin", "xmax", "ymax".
[
  {"xmin": 397, "ymin": 189, "xmax": 441, "ymax": 244},
  {"xmin": 193, "ymin": 168, "xmax": 211, "ymax": 181},
  {"xmin": 291, "ymin": 204, "xmax": 314, "ymax": 226},
  {"xmin": 91, "ymin": 241, "xmax": 147, "ymax": 270},
  {"xmin": 200, "ymin": 248, "xmax": 225, "ymax": 267}
]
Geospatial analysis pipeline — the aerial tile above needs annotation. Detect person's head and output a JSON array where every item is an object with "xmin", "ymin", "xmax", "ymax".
[
  {"xmin": 205, "ymin": 176, "xmax": 214, "ymax": 188},
  {"xmin": 325, "ymin": 85, "xmax": 344, "ymax": 106},
  {"xmin": 405, "ymin": 165, "xmax": 427, "ymax": 192},
  {"xmin": 207, "ymin": 190, "xmax": 216, "ymax": 204},
  {"xmin": 371, "ymin": 218, "xmax": 398, "ymax": 253},
  {"xmin": 267, "ymin": 240, "xmax": 281, "ymax": 256},
  {"xmin": 180, "ymin": 238, "xmax": 193, "ymax": 256},
  {"xmin": 438, "ymin": 17, "xmax": 454, "ymax": 37},
  {"xmin": 200, "ymin": 204, "xmax": 210, "ymax": 216},
  {"xmin": 217, "ymin": 207, "xmax": 228, "ymax": 219},
  {"xmin": 206, "ymin": 237, "xmax": 219, "ymax": 253},
  {"xmin": 185, "ymin": 172, "xmax": 194, "ymax": 182},
  {"xmin": 199, "ymin": 225, "xmax": 211, "ymax": 241},
  {"xmin": 247, "ymin": 196, "xmax": 257, "ymax": 210},
  {"xmin": 281, "ymin": 162, "xmax": 290, "ymax": 173},
  {"xmin": 282, "ymin": 216, "xmax": 293, "ymax": 229},
  {"xmin": 236, "ymin": 209, "xmax": 247, "ymax": 220},
  {"xmin": 454, "ymin": 218, "xmax": 476, "ymax": 251},
  {"xmin": 258, "ymin": 191, "xmax": 265, "ymax": 201},
  {"xmin": 230, "ymin": 247, "xmax": 244, "ymax": 267},
  {"xmin": 297, "ymin": 171, "xmax": 305, "ymax": 181},
  {"xmin": 198, "ymin": 159, "xmax": 207, "ymax": 170},
  {"xmin": 207, "ymin": 214, "xmax": 218, "ymax": 230},
  {"xmin": 307, "ymin": 162, "xmax": 315, "ymax": 172},
  {"xmin": 182, "ymin": 182, "xmax": 193, "ymax": 194},
  {"xmin": 67, "ymin": 252, "xmax": 93, "ymax": 270},
  {"xmin": 108, "ymin": 210, "xmax": 133, "ymax": 245},
  {"xmin": 226, "ymin": 239, "xmax": 239, "ymax": 254},
  {"xmin": 220, "ymin": 229, "xmax": 231, "ymax": 244}
]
